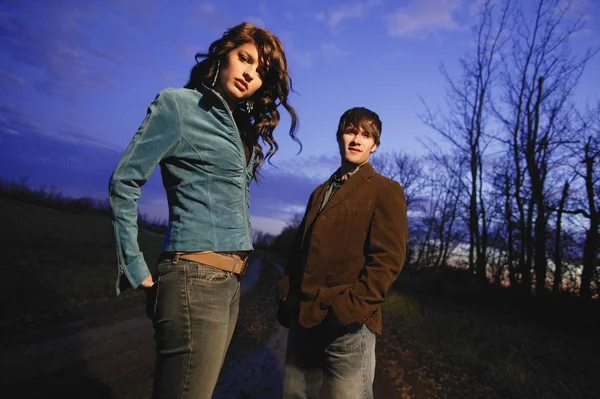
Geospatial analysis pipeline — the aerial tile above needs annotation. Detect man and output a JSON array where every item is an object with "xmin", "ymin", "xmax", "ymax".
[{"xmin": 276, "ymin": 107, "xmax": 408, "ymax": 399}]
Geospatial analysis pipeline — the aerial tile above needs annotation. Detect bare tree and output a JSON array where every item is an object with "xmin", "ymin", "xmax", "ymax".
[
  {"xmin": 499, "ymin": 166, "xmax": 520, "ymax": 288},
  {"xmin": 271, "ymin": 212, "xmax": 304, "ymax": 254},
  {"xmin": 494, "ymin": 0, "xmax": 597, "ymax": 295},
  {"xmin": 567, "ymin": 104, "xmax": 600, "ymax": 299},
  {"xmin": 483, "ymin": 157, "xmax": 516, "ymax": 286},
  {"xmin": 579, "ymin": 135, "xmax": 600, "ymax": 299},
  {"xmin": 420, "ymin": 0, "xmax": 510, "ymax": 282},
  {"xmin": 371, "ymin": 151, "xmax": 425, "ymax": 209},
  {"xmin": 551, "ymin": 179, "xmax": 571, "ymax": 293},
  {"xmin": 411, "ymin": 153, "xmax": 467, "ymax": 270},
  {"xmin": 252, "ymin": 228, "xmax": 275, "ymax": 248},
  {"xmin": 372, "ymin": 151, "xmax": 426, "ymax": 268}
]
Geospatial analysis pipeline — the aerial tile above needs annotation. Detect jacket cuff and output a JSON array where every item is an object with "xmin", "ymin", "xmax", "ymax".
[{"xmin": 120, "ymin": 253, "xmax": 151, "ymax": 294}]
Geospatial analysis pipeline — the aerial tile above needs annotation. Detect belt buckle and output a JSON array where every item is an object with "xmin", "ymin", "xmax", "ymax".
[{"xmin": 161, "ymin": 252, "xmax": 180, "ymax": 264}]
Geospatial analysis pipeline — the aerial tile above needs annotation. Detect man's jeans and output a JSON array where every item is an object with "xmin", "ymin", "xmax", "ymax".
[
  {"xmin": 283, "ymin": 319, "xmax": 376, "ymax": 399},
  {"xmin": 148, "ymin": 259, "xmax": 240, "ymax": 399}
]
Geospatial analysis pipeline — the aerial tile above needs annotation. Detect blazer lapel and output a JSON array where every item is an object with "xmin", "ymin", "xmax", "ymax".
[
  {"xmin": 303, "ymin": 182, "xmax": 329, "ymax": 235},
  {"xmin": 320, "ymin": 163, "xmax": 375, "ymax": 215}
]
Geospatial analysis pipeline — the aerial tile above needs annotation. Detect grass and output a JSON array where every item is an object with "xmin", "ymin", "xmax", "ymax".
[
  {"xmin": 381, "ymin": 286, "xmax": 600, "ymax": 398},
  {"xmin": 0, "ymin": 197, "xmax": 164, "ymax": 332},
  {"xmin": 3, "ymin": 189, "xmax": 599, "ymax": 398}
]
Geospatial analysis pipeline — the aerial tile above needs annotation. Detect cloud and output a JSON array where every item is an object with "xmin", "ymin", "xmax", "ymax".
[
  {"xmin": 283, "ymin": 11, "xmax": 295, "ymax": 21},
  {"xmin": 563, "ymin": 0, "xmax": 594, "ymax": 15},
  {"xmin": 58, "ymin": 125, "xmax": 122, "ymax": 152},
  {"xmin": 0, "ymin": 113, "xmax": 120, "ymax": 187},
  {"xmin": 247, "ymin": 16, "xmax": 267, "ymax": 27},
  {"xmin": 0, "ymin": 104, "xmax": 41, "ymax": 138},
  {"xmin": 0, "ymin": 1, "xmax": 142, "ymax": 98},
  {"xmin": 319, "ymin": 0, "xmax": 383, "ymax": 28},
  {"xmin": 275, "ymin": 30, "xmax": 315, "ymax": 68},
  {"xmin": 198, "ymin": 2, "xmax": 217, "ymax": 14},
  {"xmin": 321, "ymin": 41, "xmax": 350, "ymax": 61},
  {"xmin": 0, "ymin": 103, "xmax": 120, "ymax": 152},
  {"xmin": 179, "ymin": 42, "xmax": 203, "ymax": 64},
  {"xmin": 264, "ymin": 153, "xmax": 339, "ymax": 181},
  {"xmin": 562, "ymin": 0, "xmax": 599, "ymax": 39},
  {"xmin": 186, "ymin": 2, "xmax": 238, "ymax": 30},
  {"xmin": 0, "ymin": 67, "xmax": 25, "ymax": 86},
  {"xmin": 0, "ymin": 104, "xmax": 165, "ymax": 216},
  {"xmin": 187, "ymin": 2, "xmax": 270, "ymax": 32},
  {"xmin": 249, "ymin": 175, "xmax": 311, "ymax": 225},
  {"xmin": 0, "ymin": 103, "xmax": 339, "ymax": 236},
  {"xmin": 250, "ymin": 215, "xmax": 287, "ymax": 235},
  {"xmin": 153, "ymin": 67, "xmax": 178, "ymax": 82},
  {"xmin": 0, "ymin": 128, "xmax": 166, "ymax": 221},
  {"xmin": 290, "ymin": 49, "xmax": 314, "ymax": 68},
  {"xmin": 248, "ymin": 153, "xmax": 339, "ymax": 226},
  {"xmin": 278, "ymin": 31, "xmax": 349, "ymax": 69},
  {"xmin": 385, "ymin": 0, "xmax": 461, "ymax": 39},
  {"xmin": 182, "ymin": 6, "xmax": 347, "ymax": 69}
]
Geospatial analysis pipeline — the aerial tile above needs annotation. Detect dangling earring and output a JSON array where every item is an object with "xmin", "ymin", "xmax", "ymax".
[
  {"xmin": 246, "ymin": 99, "xmax": 254, "ymax": 113},
  {"xmin": 211, "ymin": 60, "xmax": 220, "ymax": 87}
]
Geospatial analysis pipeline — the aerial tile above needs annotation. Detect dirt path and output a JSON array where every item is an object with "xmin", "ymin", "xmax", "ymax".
[
  {"xmin": 0, "ymin": 255, "xmax": 266, "ymax": 399},
  {"xmin": 0, "ymin": 312, "xmax": 154, "ymax": 398},
  {"xmin": 0, "ymin": 255, "xmax": 400, "ymax": 399}
]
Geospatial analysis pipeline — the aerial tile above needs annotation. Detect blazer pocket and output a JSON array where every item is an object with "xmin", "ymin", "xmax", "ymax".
[{"xmin": 326, "ymin": 273, "xmax": 357, "ymax": 288}]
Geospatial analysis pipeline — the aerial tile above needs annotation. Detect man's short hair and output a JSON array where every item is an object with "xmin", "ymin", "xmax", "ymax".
[{"xmin": 336, "ymin": 107, "xmax": 382, "ymax": 146}]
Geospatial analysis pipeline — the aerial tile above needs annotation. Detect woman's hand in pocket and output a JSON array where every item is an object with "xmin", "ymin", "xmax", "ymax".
[{"xmin": 141, "ymin": 275, "xmax": 157, "ymax": 320}]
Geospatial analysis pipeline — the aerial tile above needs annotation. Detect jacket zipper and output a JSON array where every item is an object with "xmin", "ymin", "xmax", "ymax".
[{"xmin": 208, "ymin": 87, "xmax": 254, "ymax": 245}]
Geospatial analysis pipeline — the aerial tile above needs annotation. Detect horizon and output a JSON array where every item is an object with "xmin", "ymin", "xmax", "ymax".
[{"xmin": 1, "ymin": 0, "xmax": 599, "ymax": 235}]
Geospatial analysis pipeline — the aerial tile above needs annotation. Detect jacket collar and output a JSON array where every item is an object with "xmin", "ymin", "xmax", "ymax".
[
  {"xmin": 322, "ymin": 162, "xmax": 375, "ymax": 212},
  {"xmin": 306, "ymin": 162, "xmax": 376, "ymax": 227},
  {"xmin": 197, "ymin": 84, "xmax": 230, "ymax": 112}
]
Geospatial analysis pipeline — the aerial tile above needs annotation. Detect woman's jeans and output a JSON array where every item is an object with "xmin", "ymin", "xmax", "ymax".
[
  {"xmin": 147, "ymin": 258, "xmax": 240, "ymax": 399},
  {"xmin": 283, "ymin": 319, "xmax": 377, "ymax": 399}
]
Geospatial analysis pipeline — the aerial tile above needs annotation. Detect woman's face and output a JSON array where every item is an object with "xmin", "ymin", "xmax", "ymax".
[{"xmin": 216, "ymin": 42, "xmax": 264, "ymax": 106}]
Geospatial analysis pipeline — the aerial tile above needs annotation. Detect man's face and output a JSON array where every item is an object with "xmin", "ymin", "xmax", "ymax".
[{"xmin": 338, "ymin": 127, "xmax": 378, "ymax": 166}]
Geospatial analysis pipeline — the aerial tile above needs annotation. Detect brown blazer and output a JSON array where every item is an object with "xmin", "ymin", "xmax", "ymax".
[{"xmin": 276, "ymin": 163, "xmax": 408, "ymax": 335}]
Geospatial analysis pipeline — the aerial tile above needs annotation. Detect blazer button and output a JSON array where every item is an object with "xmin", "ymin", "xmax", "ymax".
[{"xmin": 319, "ymin": 303, "xmax": 329, "ymax": 310}]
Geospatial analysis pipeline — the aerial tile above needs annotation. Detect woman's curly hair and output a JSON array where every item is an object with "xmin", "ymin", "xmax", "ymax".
[{"xmin": 184, "ymin": 22, "xmax": 301, "ymax": 181}]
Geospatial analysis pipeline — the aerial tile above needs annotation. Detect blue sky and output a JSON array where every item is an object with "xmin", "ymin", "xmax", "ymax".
[{"xmin": 1, "ymin": 0, "xmax": 599, "ymax": 234}]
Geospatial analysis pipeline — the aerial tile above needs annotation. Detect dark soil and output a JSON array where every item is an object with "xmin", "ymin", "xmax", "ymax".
[{"xmin": 0, "ymin": 254, "xmax": 403, "ymax": 399}]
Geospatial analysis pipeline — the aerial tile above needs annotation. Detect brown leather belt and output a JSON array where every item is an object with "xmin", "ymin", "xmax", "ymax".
[{"xmin": 161, "ymin": 251, "xmax": 249, "ymax": 275}]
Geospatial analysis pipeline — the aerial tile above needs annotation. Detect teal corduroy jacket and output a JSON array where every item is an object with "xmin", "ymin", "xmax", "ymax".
[{"xmin": 109, "ymin": 86, "xmax": 256, "ymax": 294}]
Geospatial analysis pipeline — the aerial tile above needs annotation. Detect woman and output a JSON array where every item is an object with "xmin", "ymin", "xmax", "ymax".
[{"xmin": 109, "ymin": 22, "xmax": 300, "ymax": 399}]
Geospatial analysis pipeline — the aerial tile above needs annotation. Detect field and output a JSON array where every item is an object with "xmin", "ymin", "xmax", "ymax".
[
  {"xmin": 378, "ymin": 283, "xmax": 600, "ymax": 398},
  {"xmin": 1, "ymin": 196, "xmax": 599, "ymax": 398},
  {"xmin": 0, "ymin": 197, "xmax": 162, "ymax": 335}
]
